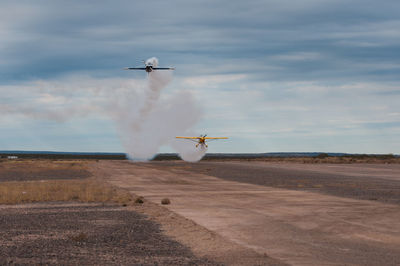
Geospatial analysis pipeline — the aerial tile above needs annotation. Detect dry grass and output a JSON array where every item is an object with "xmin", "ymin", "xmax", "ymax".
[
  {"xmin": 0, "ymin": 179, "xmax": 133, "ymax": 205},
  {"xmin": 0, "ymin": 159, "xmax": 134, "ymax": 205},
  {"xmin": 0, "ymin": 159, "xmax": 89, "ymax": 170},
  {"xmin": 0, "ymin": 159, "xmax": 92, "ymax": 183}
]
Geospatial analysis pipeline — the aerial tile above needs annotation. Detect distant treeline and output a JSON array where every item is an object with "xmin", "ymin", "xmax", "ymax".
[
  {"xmin": 315, "ymin": 153, "xmax": 397, "ymax": 160},
  {"xmin": 153, "ymin": 152, "xmax": 399, "ymax": 161},
  {"xmin": 0, "ymin": 151, "xmax": 126, "ymax": 160},
  {"xmin": 0, "ymin": 151, "xmax": 398, "ymax": 160}
]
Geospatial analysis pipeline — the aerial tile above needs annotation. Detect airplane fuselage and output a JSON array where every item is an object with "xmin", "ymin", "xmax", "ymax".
[
  {"xmin": 196, "ymin": 137, "xmax": 207, "ymax": 148},
  {"xmin": 145, "ymin": 64, "xmax": 153, "ymax": 73}
]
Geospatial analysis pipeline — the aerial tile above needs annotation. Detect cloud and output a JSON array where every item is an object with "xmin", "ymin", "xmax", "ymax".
[
  {"xmin": 0, "ymin": 1, "xmax": 399, "ymax": 154},
  {"xmin": 1, "ymin": 0, "xmax": 399, "ymax": 83}
]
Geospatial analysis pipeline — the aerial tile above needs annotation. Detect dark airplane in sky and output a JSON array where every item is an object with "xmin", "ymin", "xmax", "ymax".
[{"xmin": 124, "ymin": 60, "xmax": 175, "ymax": 73}]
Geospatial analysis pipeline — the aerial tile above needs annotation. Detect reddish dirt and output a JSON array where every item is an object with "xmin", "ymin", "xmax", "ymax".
[{"xmin": 151, "ymin": 161, "xmax": 400, "ymax": 204}]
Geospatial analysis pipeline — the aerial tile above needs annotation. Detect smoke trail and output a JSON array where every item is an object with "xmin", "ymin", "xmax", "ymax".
[
  {"xmin": 138, "ymin": 58, "xmax": 171, "ymax": 118},
  {"xmin": 113, "ymin": 89, "xmax": 203, "ymax": 160},
  {"xmin": 130, "ymin": 58, "xmax": 172, "ymax": 131},
  {"xmin": 109, "ymin": 57, "xmax": 204, "ymax": 161}
]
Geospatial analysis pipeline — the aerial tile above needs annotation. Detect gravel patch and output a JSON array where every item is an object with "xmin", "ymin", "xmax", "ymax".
[{"xmin": 0, "ymin": 203, "xmax": 217, "ymax": 265}]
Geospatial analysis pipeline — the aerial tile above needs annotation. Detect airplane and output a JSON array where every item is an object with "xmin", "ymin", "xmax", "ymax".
[
  {"xmin": 124, "ymin": 60, "xmax": 175, "ymax": 74},
  {"xmin": 176, "ymin": 134, "xmax": 228, "ymax": 148}
]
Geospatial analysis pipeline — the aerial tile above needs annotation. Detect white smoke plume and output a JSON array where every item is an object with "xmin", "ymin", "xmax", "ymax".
[
  {"xmin": 0, "ymin": 57, "xmax": 206, "ymax": 161},
  {"xmin": 171, "ymin": 136, "xmax": 208, "ymax": 162},
  {"xmin": 107, "ymin": 57, "xmax": 204, "ymax": 160}
]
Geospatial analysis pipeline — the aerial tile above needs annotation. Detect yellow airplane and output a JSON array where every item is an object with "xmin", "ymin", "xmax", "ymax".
[{"xmin": 176, "ymin": 134, "xmax": 228, "ymax": 148}]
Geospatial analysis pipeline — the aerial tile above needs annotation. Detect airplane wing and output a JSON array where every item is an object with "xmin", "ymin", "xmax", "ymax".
[
  {"xmin": 203, "ymin": 137, "xmax": 228, "ymax": 143},
  {"xmin": 176, "ymin": 136, "xmax": 200, "ymax": 143},
  {"xmin": 153, "ymin": 67, "xmax": 175, "ymax": 70},
  {"xmin": 124, "ymin": 67, "xmax": 146, "ymax": 70}
]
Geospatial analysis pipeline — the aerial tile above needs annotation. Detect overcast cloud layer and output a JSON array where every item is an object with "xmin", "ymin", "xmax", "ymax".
[{"xmin": 1, "ymin": 0, "xmax": 399, "ymax": 154}]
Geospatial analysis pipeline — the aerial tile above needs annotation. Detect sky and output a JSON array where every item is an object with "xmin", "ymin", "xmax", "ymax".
[{"xmin": 1, "ymin": 0, "xmax": 399, "ymax": 154}]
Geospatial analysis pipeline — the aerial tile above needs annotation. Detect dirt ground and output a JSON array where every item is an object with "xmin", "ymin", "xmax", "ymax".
[
  {"xmin": 0, "ymin": 160, "xmax": 221, "ymax": 265},
  {"xmin": 2, "ymin": 159, "xmax": 400, "ymax": 265},
  {"xmin": 150, "ymin": 161, "xmax": 400, "ymax": 204},
  {"xmin": 94, "ymin": 160, "xmax": 400, "ymax": 266},
  {"xmin": 0, "ymin": 160, "xmax": 281, "ymax": 265},
  {"xmin": 0, "ymin": 203, "xmax": 216, "ymax": 265}
]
